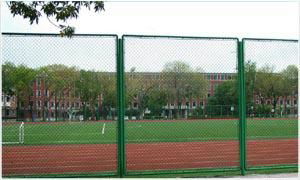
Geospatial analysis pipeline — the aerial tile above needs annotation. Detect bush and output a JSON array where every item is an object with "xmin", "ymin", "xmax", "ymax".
[{"xmin": 255, "ymin": 104, "xmax": 272, "ymax": 117}]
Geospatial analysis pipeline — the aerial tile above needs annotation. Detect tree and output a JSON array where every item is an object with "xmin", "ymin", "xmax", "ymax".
[
  {"xmin": 162, "ymin": 61, "xmax": 208, "ymax": 119},
  {"xmin": 254, "ymin": 65, "xmax": 284, "ymax": 113},
  {"xmin": 2, "ymin": 62, "xmax": 16, "ymax": 120},
  {"xmin": 125, "ymin": 70, "xmax": 161, "ymax": 119},
  {"xmin": 39, "ymin": 64, "xmax": 79, "ymax": 121},
  {"xmin": 146, "ymin": 88, "xmax": 168, "ymax": 117},
  {"xmin": 8, "ymin": 63, "xmax": 37, "ymax": 121},
  {"xmin": 99, "ymin": 72, "xmax": 116, "ymax": 120},
  {"xmin": 76, "ymin": 69, "xmax": 103, "ymax": 120},
  {"xmin": 2, "ymin": 62, "xmax": 15, "ymax": 96},
  {"xmin": 7, "ymin": 1, "xmax": 104, "ymax": 37},
  {"xmin": 280, "ymin": 65, "xmax": 298, "ymax": 115},
  {"xmin": 244, "ymin": 61, "xmax": 257, "ymax": 107},
  {"xmin": 207, "ymin": 80, "xmax": 238, "ymax": 117},
  {"xmin": 281, "ymin": 65, "xmax": 298, "ymax": 95},
  {"xmin": 208, "ymin": 80, "xmax": 238, "ymax": 106}
]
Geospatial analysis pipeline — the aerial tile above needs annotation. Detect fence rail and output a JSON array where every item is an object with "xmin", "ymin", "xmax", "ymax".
[{"xmin": 1, "ymin": 33, "xmax": 298, "ymax": 177}]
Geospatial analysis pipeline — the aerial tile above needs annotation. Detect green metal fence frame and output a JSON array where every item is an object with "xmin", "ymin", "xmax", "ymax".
[
  {"xmin": 242, "ymin": 38, "xmax": 299, "ymax": 172},
  {"xmin": 121, "ymin": 34, "xmax": 242, "ymax": 177},
  {"xmin": 238, "ymin": 40, "xmax": 247, "ymax": 175},
  {"xmin": 1, "ymin": 33, "xmax": 298, "ymax": 178}
]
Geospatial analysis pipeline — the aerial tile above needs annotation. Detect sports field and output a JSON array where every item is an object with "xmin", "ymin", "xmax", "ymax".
[
  {"xmin": 2, "ymin": 118, "xmax": 298, "ymax": 176},
  {"xmin": 2, "ymin": 118, "xmax": 297, "ymax": 145}
]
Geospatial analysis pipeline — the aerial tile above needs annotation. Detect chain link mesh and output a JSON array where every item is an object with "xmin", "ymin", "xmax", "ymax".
[
  {"xmin": 243, "ymin": 39, "xmax": 298, "ymax": 167},
  {"xmin": 2, "ymin": 34, "xmax": 118, "ymax": 176},
  {"xmin": 2, "ymin": 34, "xmax": 297, "ymax": 177},
  {"xmin": 123, "ymin": 36, "xmax": 239, "ymax": 172}
]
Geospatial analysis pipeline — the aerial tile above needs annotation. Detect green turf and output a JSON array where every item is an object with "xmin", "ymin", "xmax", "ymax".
[{"xmin": 2, "ymin": 118, "xmax": 298, "ymax": 145}]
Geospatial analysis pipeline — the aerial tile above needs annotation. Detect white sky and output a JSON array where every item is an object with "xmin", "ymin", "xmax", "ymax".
[
  {"xmin": 2, "ymin": 1, "xmax": 299, "ymax": 38},
  {"xmin": 1, "ymin": 1, "xmax": 299, "ymax": 72}
]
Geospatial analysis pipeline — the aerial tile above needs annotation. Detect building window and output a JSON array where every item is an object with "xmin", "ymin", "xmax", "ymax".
[
  {"xmin": 51, "ymin": 102, "xmax": 54, "ymax": 107},
  {"xmin": 207, "ymin": 74, "xmax": 210, "ymax": 80},
  {"xmin": 38, "ymin": 90, "xmax": 41, "ymax": 96},
  {"xmin": 228, "ymin": 75, "xmax": 232, "ymax": 80},
  {"xmin": 294, "ymin": 100, "xmax": 297, "ymax": 105},
  {"xmin": 45, "ymin": 90, "xmax": 48, "ymax": 96},
  {"xmin": 6, "ymin": 96, "xmax": 10, "ymax": 102},
  {"xmin": 192, "ymin": 102, "xmax": 196, "ymax": 107},
  {"xmin": 280, "ymin": 100, "xmax": 283, "ymax": 105},
  {"xmin": 221, "ymin": 74, "xmax": 225, "ymax": 80},
  {"xmin": 287, "ymin": 100, "xmax": 290, "ymax": 105},
  {"xmin": 38, "ymin": 101, "xmax": 41, "ymax": 107},
  {"xmin": 5, "ymin": 109, "xmax": 10, "ymax": 116},
  {"xmin": 214, "ymin": 74, "xmax": 217, "ymax": 80},
  {"xmin": 133, "ymin": 102, "xmax": 138, "ymax": 108}
]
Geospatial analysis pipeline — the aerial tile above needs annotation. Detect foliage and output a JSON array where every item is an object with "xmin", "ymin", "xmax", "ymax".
[
  {"xmin": 255, "ymin": 104, "xmax": 272, "ymax": 117},
  {"xmin": 2, "ymin": 62, "xmax": 16, "ymax": 96},
  {"xmin": 281, "ymin": 65, "xmax": 298, "ymax": 95},
  {"xmin": 146, "ymin": 88, "xmax": 168, "ymax": 116},
  {"xmin": 245, "ymin": 60, "xmax": 257, "ymax": 106},
  {"xmin": 208, "ymin": 80, "xmax": 238, "ymax": 106},
  {"xmin": 9, "ymin": 64, "xmax": 37, "ymax": 103},
  {"xmin": 162, "ymin": 61, "xmax": 208, "ymax": 118},
  {"xmin": 7, "ymin": 1, "xmax": 104, "ymax": 37}
]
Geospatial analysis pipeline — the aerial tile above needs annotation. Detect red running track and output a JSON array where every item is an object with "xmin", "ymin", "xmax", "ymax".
[{"xmin": 2, "ymin": 139, "xmax": 297, "ymax": 176}]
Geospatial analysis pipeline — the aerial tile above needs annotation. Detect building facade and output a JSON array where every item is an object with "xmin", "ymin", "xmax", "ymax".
[{"xmin": 2, "ymin": 72, "xmax": 297, "ymax": 121}]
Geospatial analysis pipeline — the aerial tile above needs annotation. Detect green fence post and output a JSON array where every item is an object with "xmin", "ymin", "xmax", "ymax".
[
  {"xmin": 117, "ymin": 38, "xmax": 126, "ymax": 177},
  {"xmin": 238, "ymin": 40, "xmax": 247, "ymax": 175}
]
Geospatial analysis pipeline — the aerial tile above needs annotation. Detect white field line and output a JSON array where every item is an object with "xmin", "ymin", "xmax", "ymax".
[
  {"xmin": 19, "ymin": 122, "xmax": 24, "ymax": 144},
  {"xmin": 102, "ymin": 123, "xmax": 106, "ymax": 135},
  {"xmin": 2, "ymin": 141, "xmax": 21, "ymax": 145}
]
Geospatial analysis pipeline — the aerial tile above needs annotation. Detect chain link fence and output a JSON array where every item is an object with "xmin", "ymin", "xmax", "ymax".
[
  {"xmin": 243, "ymin": 39, "xmax": 298, "ymax": 168},
  {"xmin": 2, "ymin": 34, "xmax": 118, "ymax": 176},
  {"xmin": 123, "ymin": 35, "xmax": 239, "ymax": 173},
  {"xmin": 1, "ymin": 33, "xmax": 298, "ymax": 177}
]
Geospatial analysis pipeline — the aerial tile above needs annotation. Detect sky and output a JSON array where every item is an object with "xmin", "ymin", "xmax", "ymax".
[{"xmin": 1, "ymin": 1, "xmax": 299, "ymax": 72}]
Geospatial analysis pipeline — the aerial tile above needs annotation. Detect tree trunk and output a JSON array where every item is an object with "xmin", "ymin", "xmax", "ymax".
[
  {"xmin": 83, "ymin": 103, "xmax": 87, "ymax": 120},
  {"xmin": 3, "ymin": 94, "xmax": 7, "ymax": 121},
  {"xmin": 55, "ymin": 96, "xmax": 58, "ymax": 121},
  {"xmin": 28, "ymin": 96, "xmax": 34, "ymax": 122},
  {"xmin": 16, "ymin": 100, "xmax": 20, "ymax": 121},
  {"xmin": 272, "ymin": 95, "xmax": 278, "ymax": 117}
]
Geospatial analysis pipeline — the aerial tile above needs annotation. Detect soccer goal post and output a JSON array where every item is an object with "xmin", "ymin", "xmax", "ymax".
[{"xmin": 2, "ymin": 122, "xmax": 24, "ymax": 145}]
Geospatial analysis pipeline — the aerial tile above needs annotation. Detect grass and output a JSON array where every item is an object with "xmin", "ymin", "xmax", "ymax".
[
  {"xmin": 2, "ymin": 118, "xmax": 297, "ymax": 145},
  {"xmin": 2, "ymin": 118, "xmax": 297, "ymax": 178}
]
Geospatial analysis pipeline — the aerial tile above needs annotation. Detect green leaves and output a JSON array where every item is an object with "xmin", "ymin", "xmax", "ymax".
[
  {"xmin": 162, "ymin": 61, "xmax": 208, "ymax": 100},
  {"xmin": 60, "ymin": 26, "xmax": 75, "ymax": 38},
  {"xmin": 7, "ymin": 1, "xmax": 105, "ymax": 37},
  {"xmin": 8, "ymin": 1, "xmax": 42, "ymax": 24},
  {"xmin": 2, "ymin": 63, "xmax": 37, "ymax": 103}
]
